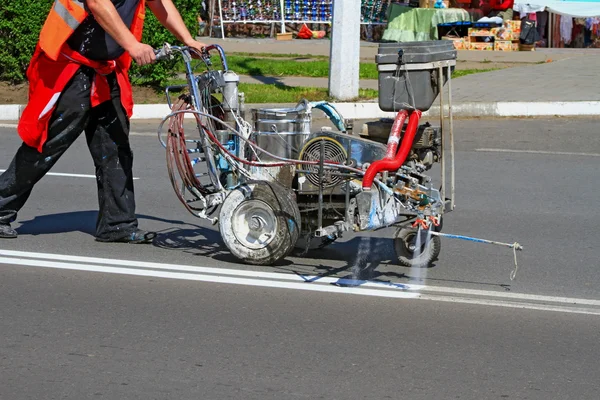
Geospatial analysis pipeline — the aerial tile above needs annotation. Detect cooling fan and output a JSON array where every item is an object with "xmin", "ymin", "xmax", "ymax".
[{"xmin": 298, "ymin": 136, "xmax": 347, "ymax": 189}]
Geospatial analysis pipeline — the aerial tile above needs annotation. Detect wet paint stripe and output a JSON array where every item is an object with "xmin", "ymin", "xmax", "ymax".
[
  {"xmin": 0, "ymin": 169, "xmax": 140, "ymax": 180},
  {"xmin": 1, "ymin": 250, "xmax": 600, "ymax": 316},
  {"xmin": 4, "ymin": 248, "xmax": 600, "ymax": 306},
  {"xmin": 476, "ymin": 148, "xmax": 600, "ymax": 157}
]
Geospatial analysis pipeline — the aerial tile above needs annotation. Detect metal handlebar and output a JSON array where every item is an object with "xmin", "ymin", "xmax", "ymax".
[{"xmin": 153, "ymin": 43, "xmax": 228, "ymax": 72}]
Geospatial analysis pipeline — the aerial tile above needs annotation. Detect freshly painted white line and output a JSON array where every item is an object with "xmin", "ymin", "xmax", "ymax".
[
  {"xmin": 1, "ymin": 255, "xmax": 599, "ymax": 315},
  {"xmin": 476, "ymin": 148, "xmax": 600, "ymax": 157},
  {"xmin": 0, "ymin": 256, "xmax": 419, "ymax": 299},
  {"xmin": 2, "ymin": 250, "xmax": 600, "ymax": 311},
  {"xmin": 0, "ymin": 169, "xmax": 140, "ymax": 180}
]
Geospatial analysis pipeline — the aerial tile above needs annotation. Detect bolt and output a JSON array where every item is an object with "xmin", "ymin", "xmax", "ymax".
[{"xmin": 250, "ymin": 216, "xmax": 262, "ymax": 230}]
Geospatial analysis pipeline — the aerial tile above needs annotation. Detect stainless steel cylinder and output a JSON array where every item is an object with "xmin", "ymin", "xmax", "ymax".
[{"xmin": 250, "ymin": 105, "xmax": 311, "ymax": 160}]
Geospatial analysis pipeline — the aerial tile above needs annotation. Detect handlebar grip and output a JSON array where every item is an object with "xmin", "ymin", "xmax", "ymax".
[
  {"xmin": 154, "ymin": 49, "xmax": 168, "ymax": 61},
  {"xmin": 154, "ymin": 43, "xmax": 172, "ymax": 61}
]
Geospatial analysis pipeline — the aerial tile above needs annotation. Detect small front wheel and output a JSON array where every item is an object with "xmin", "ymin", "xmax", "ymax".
[
  {"xmin": 219, "ymin": 181, "xmax": 300, "ymax": 265},
  {"xmin": 394, "ymin": 227, "xmax": 441, "ymax": 268}
]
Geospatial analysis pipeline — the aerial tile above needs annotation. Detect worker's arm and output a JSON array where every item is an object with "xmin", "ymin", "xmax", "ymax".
[
  {"xmin": 86, "ymin": 0, "xmax": 155, "ymax": 65},
  {"xmin": 147, "ymin": 0, "xmax": 208, "ymax": 53}
]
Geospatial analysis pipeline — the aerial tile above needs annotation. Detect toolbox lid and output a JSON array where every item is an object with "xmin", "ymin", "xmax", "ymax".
[{"xmin": 376, "ymin": 41, "xmax": 457, "ymax": 65}]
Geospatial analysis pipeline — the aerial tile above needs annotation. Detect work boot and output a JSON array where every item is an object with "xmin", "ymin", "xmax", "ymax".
[
  {"xmin": 0, "ymin": 223, "xmax": 17, "ymax": 239},
  {"xmin": 95, "ymin": 229, "xmax": 157, "ymax": 244}
]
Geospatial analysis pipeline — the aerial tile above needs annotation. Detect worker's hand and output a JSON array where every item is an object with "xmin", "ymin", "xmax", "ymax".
[
  {"xmin": 128, "ymin": 42, "xmax": 157, "ymax": 66},
  {"xmin": 184, "ymin": 38, "xmax": 209, "ymax": 58}
]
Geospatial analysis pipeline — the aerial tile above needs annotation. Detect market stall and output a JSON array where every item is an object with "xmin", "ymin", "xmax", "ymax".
[
  {"xmin": 209, "ymin": 0, "xmax": 391, "ymax": 39},
  {"xmin": 205, "ymin": 0, "xmax": 600, "ymax": 48},
  {"xmin": 381, "ymin": 4, "xmax": 478, "ymax": 42},
  {"xmin": 511, "ymin": 1, "xmax": 600, "ymax": 47},
  {"xmin": 381, "ymin": 1, "xmax": 526, "ymax": 51}
]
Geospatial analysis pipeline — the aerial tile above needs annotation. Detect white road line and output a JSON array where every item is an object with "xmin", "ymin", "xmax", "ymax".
[
  {"xmin": 476, "ymin": 148, "xmax": 600, "ymax": 157},
  {"xmin": 0, "ymin": 123, "xmax": 17, "ymax": 128},
  {"xmin": 1, "ymin": 250, "xmax": 600, "ymax": 315},
  {"xmin": 0, "ymin": 169, "xmax": 140, "ymax": 180},
  {"xmin": 4, "ymin": 249, "xmax": 600, "ymax": 306}
]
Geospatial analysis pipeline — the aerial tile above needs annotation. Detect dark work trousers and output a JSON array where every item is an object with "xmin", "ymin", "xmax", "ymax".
[{"xmin": 0, "ymin": 66, "xmax": 138, "ymax": 240}]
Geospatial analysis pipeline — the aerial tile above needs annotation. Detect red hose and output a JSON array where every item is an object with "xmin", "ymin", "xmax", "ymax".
[
  {"xmin": 383, "ymin": 110, "xmax": 409, "ymax": 159},
  {"xmin": 362, "ymin": 109, "xmax": 422, "ymax": 190}
]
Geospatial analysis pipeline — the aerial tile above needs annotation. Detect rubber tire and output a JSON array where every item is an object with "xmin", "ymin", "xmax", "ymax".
[
  {"xmin": 394, "ymin": 227, "xmax": 441, "ymax": 269},
  {"xmin": 219, "ymin": 181, "xmax": 301, "ymax": 265}
]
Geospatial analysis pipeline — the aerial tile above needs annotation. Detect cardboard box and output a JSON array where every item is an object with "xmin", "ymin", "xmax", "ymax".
[
  {"xmin": 511, "ymin": 43, "xmax": 520, "ymax": 51},
  {"xmin": 506, "ymin": 20, "xmax": 521, "ymax": 31},
  {"xmin": 442, "ymin": 36, "xmax": 467, "ymax": 50},
  {"xmin": 491, "ymin": 27, "xmax": 513, "ymax": 41},
  {"xmin": 469, "ymin": 42, "xmax": 493, "ymax": 51},
  {"xmin": 494, "ymin": 40, "xmax": 513, "ymax": 51},
  {"xmin": 276, "ymin": 32, "xmax": 293, "ymax": 41},
  {"xmin": 505, "ymin": 20, "xmax": 521, "ymax": 39},
  {"xmin": 468, "ymin": 28, "xmax": 493, "ymax": 37}
]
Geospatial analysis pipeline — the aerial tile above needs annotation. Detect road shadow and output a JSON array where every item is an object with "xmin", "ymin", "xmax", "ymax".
[
  {"xmin": 15, "ymin": 211, "xmax": 510, "ymax": 289},
  {"xmin": 286, "ymin": 236, "xmax": 413, "ymax": 285},
  {"xmin": 152, "ymin": 226, "xmax": 295, "ymax": 267}
]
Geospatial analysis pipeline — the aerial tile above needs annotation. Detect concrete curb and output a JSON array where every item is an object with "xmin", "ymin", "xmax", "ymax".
[
  {"xmin": 332, "ymin": 101, "xmax": 600, "ymax": 119},
  {"xmin": 0, "ymin": 105, "xmax": 23, "ymax": 121},
  {"xmin": 1, "ymin": 101, "xmax": 600, "ymax": 122}
]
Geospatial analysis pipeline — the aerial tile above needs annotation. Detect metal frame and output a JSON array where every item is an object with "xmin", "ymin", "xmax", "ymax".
[
  {"xmin": 378, "ymin": 59, "xmax": 456, "ymax": 211},
  {"xmin": 436, "ymin": 59, "xmax": 456, "ymax": 212}
]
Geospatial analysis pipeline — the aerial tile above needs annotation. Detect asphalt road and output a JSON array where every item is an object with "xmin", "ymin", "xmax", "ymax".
[{"xmin": 1, "ymin": 117, "xmax": 599, "ymax": 399}]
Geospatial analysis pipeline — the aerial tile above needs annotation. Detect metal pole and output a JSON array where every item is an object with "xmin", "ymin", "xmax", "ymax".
[
  {"xmin": 279, "ymin": 0, "xmax": 286, "ymax": 34},
  {"xmin": 447, "ymin": 61, "xmax": 455, "ymax": 210},
  {"xmin": 548, "ymin": 11, "xmax": 553, "ymax": 48},
  {"xmin": 208, "ymin": 0, "xmax": 216, "ymax": 38},
  {"xmin": 345, "ymin": 139, "xmax": 351, "ymax": 219},
  {"xmin": 318, "ymin": 139, "xmax": 324, "ymax": 231},
  {"xmin": 329, "ymin": 0, "xmax": 361, "ymax": 100},
  {"xmin": 217, "ymin": 0, "xmax": 225, "ymax": 40},
  {"xmin": 438, "ymin": 64, "xmax": 446, "ymax": 205}
]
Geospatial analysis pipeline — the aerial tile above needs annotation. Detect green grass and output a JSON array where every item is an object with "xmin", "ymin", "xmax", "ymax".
[
  {"xmin": 238, "ymin": 83, "xmax": 377, "ymax": 103},
  {"xmin": 189, "ymin": 56, "xmax": 499, "ymax": 80},
  {"xmin": 229, "ymin": 52, "xmax": 330, "ymax": 60},
  {"xmin": 183, "ymin": 56, "xmax": 379, "ymax": 79},
  {"xmin": 166, "ymin": 79, "xmax": 378, "ymax": 103},
  {"xmin": 177, "ymin": 49, "xmax": 505, "ymax": 83},
  {"xmin": 452, "ymin": 68, "xmax": 499, "ymax": 78}
]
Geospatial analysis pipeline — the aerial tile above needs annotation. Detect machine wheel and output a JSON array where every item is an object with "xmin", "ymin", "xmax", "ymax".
[
  {"xmin": 394, "ymin": 227, "xmax": 441, "ymax": 268},
  {"xmin": 219, "ymin": 181, "xmax": 300, "ymax": 265}
]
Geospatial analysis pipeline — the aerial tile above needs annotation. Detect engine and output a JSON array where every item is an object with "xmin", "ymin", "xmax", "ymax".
[{"xmin": 361, "ymin": 119, "xmax": 442, "ymax": 172}]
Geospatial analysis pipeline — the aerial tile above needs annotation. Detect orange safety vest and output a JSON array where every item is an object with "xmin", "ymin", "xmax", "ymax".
[
  {"xmin": 39, "ymin": 0, "xmax": 147, "ymax": 62},
  {"xmin": 18, "ymin": 0, "xmax": 147, "ymax": 152}
]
